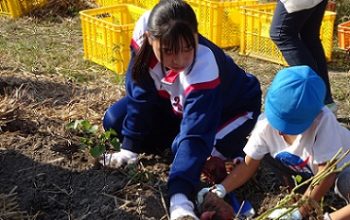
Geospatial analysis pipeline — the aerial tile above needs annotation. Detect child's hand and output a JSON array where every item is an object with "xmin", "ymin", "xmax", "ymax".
[
  {"xmin": 268, "ymin": 208, "xmax": 302, "ymax": 220},
  {"xmin": 198, "ymin": 192, "xmax": 234, "ymax": 220},
  {"xmin": 197, "ymin": 184, "xmax": 226, "ymax": 205},
  {"xmin": 99, "ymin": 149, "xmax": 138, "ymax": 168},
  {"xmin": 201, "ymin": 156, "xmax": 228, "ymax": 184}
]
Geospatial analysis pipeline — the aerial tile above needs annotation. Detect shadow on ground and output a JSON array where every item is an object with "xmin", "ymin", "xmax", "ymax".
[{"xmin": 0, "ymin": 150, "xmax": 167, "ymax": 220}]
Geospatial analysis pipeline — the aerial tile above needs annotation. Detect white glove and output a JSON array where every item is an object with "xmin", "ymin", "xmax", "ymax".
[
  {"xmin": 170, "ymin": 193, "xmax": 199, "ymax": 220},
  {"xmin": 197, "ymin": 184, "xmax": 227, "ymax": 205},
  {"xmin": 323, "ymin": 212, "xmax": 332, "ymax": 220},
  {"xmin": 99, "ymin": 149, "xmax": 138, "ymax": 168},
  {"xmin": 268, "ymin": 208, "xmax": 302, "ymax": 220}
]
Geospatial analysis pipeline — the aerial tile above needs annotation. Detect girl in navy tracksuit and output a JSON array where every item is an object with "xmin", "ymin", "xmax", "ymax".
[{"xmin": 102, "ymin": 0, "xmax": 261, "ymax": 219}]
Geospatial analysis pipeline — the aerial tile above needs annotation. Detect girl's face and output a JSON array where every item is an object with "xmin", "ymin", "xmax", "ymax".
[{"xmin": 148, "ymin": 34, "xmax": 197, "ymax": 72}]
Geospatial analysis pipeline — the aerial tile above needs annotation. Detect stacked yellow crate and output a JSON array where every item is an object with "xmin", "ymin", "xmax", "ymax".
[
  {"xmin": 82, "ymin": 0, "xmax": 260, "ymax": 73},
  {"xmin": 0, "ymin": 0, "xmax": 47, "ymax": 18},
  {"xmin": 83, "ymin": 1, "xmax": 336, "ymax": 73},
  {"xmin": 80, "ymin": 4, "xmax": 146, "ymax": 74},
  {"xmin": 94, "ymin": 0, "xmax": 259, "ymax": 48},
  {"xmin": 239, "ymin": 2, "xmax": 336, "ymax": 65},
  {"xmin": 188, "ymin": 0, "xmax": 258, "ymax": 48},
  {"xmin": 96, "ymin": 0, "xmax": 158, "ymax": 9}
]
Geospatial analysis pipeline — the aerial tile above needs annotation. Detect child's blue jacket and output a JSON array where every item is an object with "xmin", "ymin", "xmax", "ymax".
[{"xmin": 121, "ymin": 12, "xmax": 262, "ymax": 197}]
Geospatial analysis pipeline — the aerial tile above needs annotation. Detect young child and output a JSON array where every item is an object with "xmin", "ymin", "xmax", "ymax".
[
  {"xmin": 198, "ymin": 65, "xmax": 350, "ymax": 219},
  {"xmin": 101, "ymin": 0, "xmax": 262, "ymax": 219}
]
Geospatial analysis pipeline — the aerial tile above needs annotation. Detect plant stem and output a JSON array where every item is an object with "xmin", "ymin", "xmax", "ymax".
[{"xmin": 256, "ymin": 149, "xmax": 350, "ymax": 220}]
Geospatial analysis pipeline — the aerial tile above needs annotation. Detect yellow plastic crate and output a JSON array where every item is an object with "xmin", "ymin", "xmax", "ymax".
[
  {"xmin": 338, "ymin": 20, "xmax": 350, "ymax": 50},
  {"xmin": 239, "ymin": 3, "xmax": 336, "ymax": 65},
  {"xmin": 80, "ymin": 4, "xmax": 146, "ymax": 74},
  {"xmin": 96, "ymin": 0, "xmax": 258, "ymax": 48},
  {"xmin": 187, "ymin": 0, "xmax": 258, "ymax": 48},
  {"xmin": 95, "ymin": 0, "xmax": 158, "ymax": 9},
  {"xmin": 94, "ymin": 0, "xmax": 121, "ymax": 7},
  {"xmin": 0, "ymin": 0, "xmax": 46, "ymax": 18}
]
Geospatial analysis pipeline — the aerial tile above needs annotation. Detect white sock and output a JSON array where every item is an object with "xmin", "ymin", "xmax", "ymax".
[{"xmin": 170, "ymin": 193, "xmax": 199, "ymax": 220}]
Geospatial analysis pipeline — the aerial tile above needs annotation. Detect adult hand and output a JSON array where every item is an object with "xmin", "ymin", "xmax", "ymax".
[
  {"xmin": 268, "ymin": 208, "xmax": 302, "ymax": 220},
  {"xmin": 99, "ymin": 149, "xmax": 138, "ymax": 168}
]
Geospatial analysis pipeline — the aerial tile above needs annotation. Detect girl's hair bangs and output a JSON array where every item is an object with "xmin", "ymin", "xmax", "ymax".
[{"xmin": 160, "ymin": 22, "xmax": 196, "ymax": 54}]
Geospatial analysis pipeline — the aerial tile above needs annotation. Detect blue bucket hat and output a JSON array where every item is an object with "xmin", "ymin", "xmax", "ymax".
[{"xmin": 265, "ymin": 66, "xmax": 326, "ymax": 135}]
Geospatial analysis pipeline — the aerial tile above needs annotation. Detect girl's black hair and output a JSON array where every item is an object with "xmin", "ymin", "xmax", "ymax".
[{"xmin": 132, "ymin": 0, "xmax": 198, "ymax": 86}]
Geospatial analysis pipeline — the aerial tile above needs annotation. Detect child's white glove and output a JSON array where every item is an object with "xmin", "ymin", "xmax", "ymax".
[
  {"xmin": 197, "ymin": 184, "xmax": 226, "ymax": 206},
  {"xmin": 323, "ymin": 212, "xmax": 332, "ymax": 220},
  {"xmin": 268, "ymin": 208, "xmax": 302, "ymax": 220},
  {"xmin": 99, "ymin": 149, "xmax": 138, "ymax": 168},
  {"xmin": 170, "ymin": 193, "xmax": 199, "ymax": 220}
]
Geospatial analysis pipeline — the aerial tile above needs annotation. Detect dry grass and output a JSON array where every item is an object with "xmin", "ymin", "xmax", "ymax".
[
  {"xmin": 29, "ymin": 0, "xmax": 97, "ymax": 18},
  {"xmin": 0, "ymin": 2, "xmax": 349, "ymax": 219}
]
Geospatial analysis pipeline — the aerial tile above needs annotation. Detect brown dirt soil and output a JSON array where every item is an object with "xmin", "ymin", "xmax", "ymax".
[
  {"xmin": 1, "ymin": 4, "xmax": 350, "ymax": 219},
  {"xmin": 1, "ymin": 64, "xmax": 348, "ymax": 220},
  {"xmin": 0, "ymin": 70, "xmax": 173, "ymax": 219}
]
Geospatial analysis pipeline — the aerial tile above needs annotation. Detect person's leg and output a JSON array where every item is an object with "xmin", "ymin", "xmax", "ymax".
[
  {"xmin": 300, "ymin": 0, "xmax": 333, "ymax": 104},
  {"xmin": 335, "ymin": 167, "xmax": 350, "ymax": 204},
  {"xmin": 103, "ymin": 97, "xmax": 128, "ymax": 135},
  {"xmin": 270, "ymin": 1, "xmax": 317, "ymax": 68},
  {"xmin": 103, "ymin": 97, "xmax": 180, "ymax": 154},
  {"xmin": 143, "ymin": 101, "xmax": 181, "ymax": 154}
]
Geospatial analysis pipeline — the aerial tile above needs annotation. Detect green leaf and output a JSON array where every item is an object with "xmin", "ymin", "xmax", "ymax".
[
  {"xmin": 99, "ymin": 133, "xmax": 108, "ymax": 142},
  {"xmin": 100, "ymin": 129, "xmax": 117, "ymax": 142},
  {"xmin": 110, "ymin": 138, "xmax": 120, "ymax": 151},
  {"xmin": 103, "ymin": 131, "xmax": 110, "ymax": 140},
  {"xmin": 80, "ymin": 137, "xmax": 93, "ymax": 146},
  {"xmin": 104, "ymin": 129, "xmax": 115, "ymax": 139},
  {"xmin": 90, "ymin": 145, "xmax": 106, "ymax": 158},
  {"xmin": 108, "ymin": 129, "xmax": 117, "ymax": 136},
  {"xmin": 66, "ymin": 119, "xmax": 82, "ymax": 130},
  {"xmin": 80, "ymin": 120, "xmax": 92, "ymax": 131},
  {"xmin": 295, "ymin": 175, "xmax": 303, "ymax": 184},
  {"xmin": 87, "ymin": 125, "xmax": 98, "ymax": 134}
]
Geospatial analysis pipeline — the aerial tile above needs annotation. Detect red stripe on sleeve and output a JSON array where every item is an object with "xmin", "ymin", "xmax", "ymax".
[
  {"xmin": 217, "ymin": 112, "xmax": 248, "ymax": 131},
  {"xmin": 184, "ymin": 78, "xmax": 220, "ymax": 95}
]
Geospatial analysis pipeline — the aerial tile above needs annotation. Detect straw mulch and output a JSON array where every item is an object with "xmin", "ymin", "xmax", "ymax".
[
  {"xmin": 0, "ymin": 70, "xmax": 120, "ymax": 167},
  {"xmin": 29, "ymin": 0, "xmax": 97, "ymax": 18}
]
